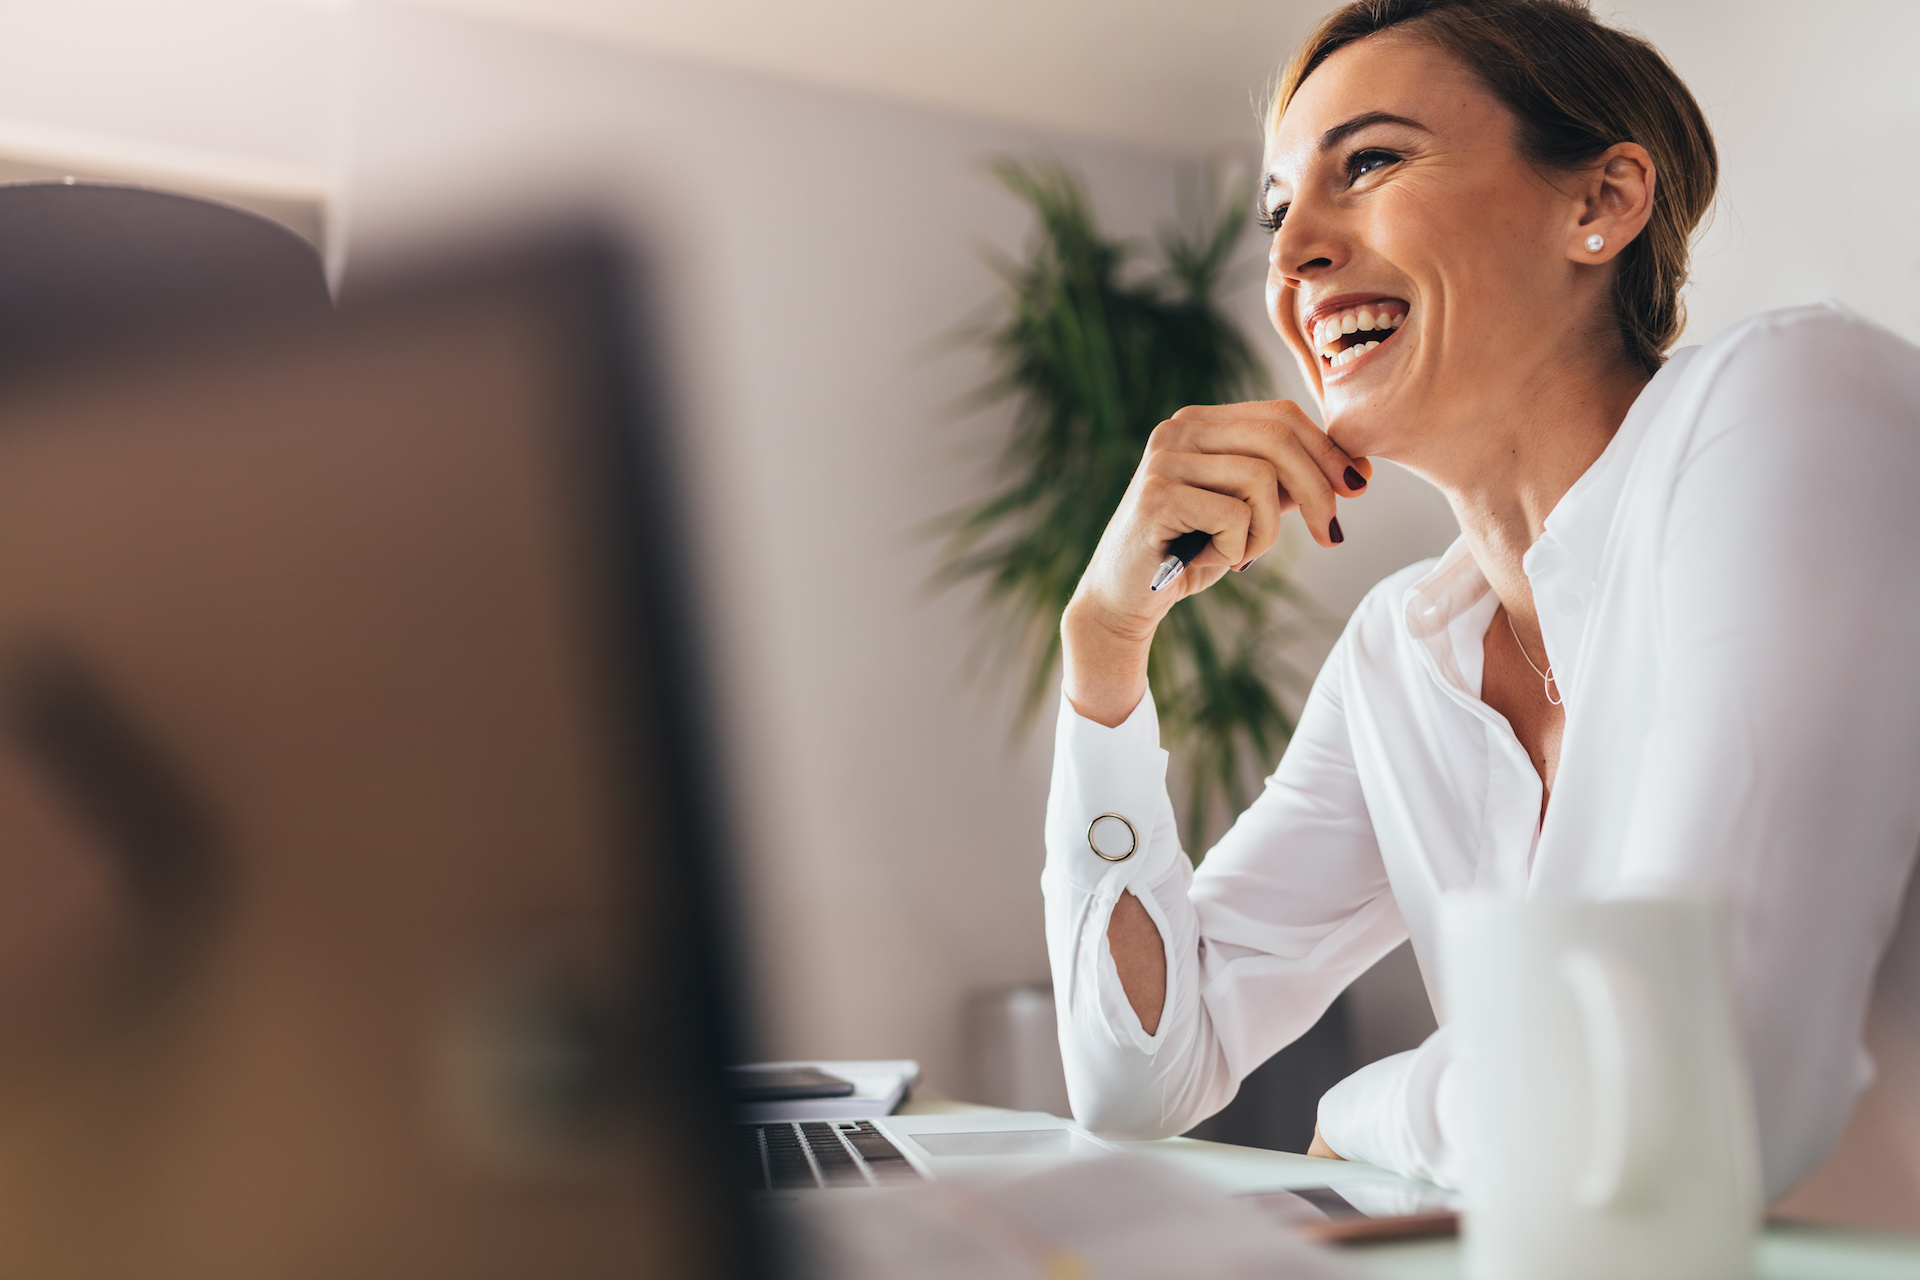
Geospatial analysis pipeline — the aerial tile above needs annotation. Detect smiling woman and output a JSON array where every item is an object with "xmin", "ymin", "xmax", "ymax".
[{"xmin": 1042, "ymin": 0, "xmax": 1920, "ymax": 1225}]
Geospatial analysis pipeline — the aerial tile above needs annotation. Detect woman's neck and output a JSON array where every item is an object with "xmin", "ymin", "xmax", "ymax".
[{"xmin": 1419, "ymin": 360, "xmax": 1650, "ymax": 634}]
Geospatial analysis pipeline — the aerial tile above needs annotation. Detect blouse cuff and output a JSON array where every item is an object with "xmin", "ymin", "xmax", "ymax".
[{"xmin": 1045, "ymin": 689, "xmax": 1175, "ymax": 895}]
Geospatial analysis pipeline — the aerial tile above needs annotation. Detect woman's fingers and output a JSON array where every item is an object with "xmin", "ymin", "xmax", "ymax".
[
  {"xmin": 1144, "ymin": 452, "xmax": 1283, "ymax": 568},
  {"xmin": 1138, "ymin": 472, "xmax": 1254, "ymax": 567},
  {"xmin": 1152, "ymin": 407, "xmax": 1347, "ymax": 550},
  {"xmin": 1165, "ymin": 400, "xmax": 1370, "ymax": 501}
]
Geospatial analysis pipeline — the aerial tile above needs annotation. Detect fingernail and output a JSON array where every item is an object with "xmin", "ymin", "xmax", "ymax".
[
  {"xmin": 1329, "ymin": 517, "xmax": 1344, "ymax": 544},
  {"xmin": 1237, "ymin": 555, "xmax": 1260, "ymax": 573},
  {"xmin": 1344, "ymin": 466, "xmax": 1366, "ymax": 491}
]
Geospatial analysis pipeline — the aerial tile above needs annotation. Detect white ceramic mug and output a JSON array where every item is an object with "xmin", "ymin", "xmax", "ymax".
[{"xmin": 1440, "ymin": 895, "xmax": 1762, "ymax": 1280}]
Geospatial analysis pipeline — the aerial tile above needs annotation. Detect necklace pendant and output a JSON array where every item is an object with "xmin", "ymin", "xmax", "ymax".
[{"xmin": 1504, "ymin": 610, "xmax": 1563, "ymax": 707}]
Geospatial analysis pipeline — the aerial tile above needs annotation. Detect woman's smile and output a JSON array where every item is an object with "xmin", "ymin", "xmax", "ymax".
[{"xmin": 1302, "ymin": 295, "xmax": 1411, "ymax": 374}]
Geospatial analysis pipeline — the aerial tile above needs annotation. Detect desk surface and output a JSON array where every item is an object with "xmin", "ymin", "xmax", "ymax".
[
  {"xmin": 1128, "ymin": 1136, "xmax": 1920, "ymax": 1280},
  {"xmin": 897, "ymin": 1097, "xmax": 1920, "ymax": 1279}
]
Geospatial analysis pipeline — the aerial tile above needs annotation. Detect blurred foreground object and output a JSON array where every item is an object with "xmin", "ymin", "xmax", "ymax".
[
  {"xmin": 0, "ymin": 180, "xmax": 329, "ymax": 381},
  {"xmin": 0, "ymin": 237, "xmax": 747, "ymax": 1278},
  {"xmin": 932, "ymin": 160, "xmax": 1321, "ymax": 848},
  {"xmin": 1442, "ymin": 897, "xmax": 1761, "ymax": 1280}
]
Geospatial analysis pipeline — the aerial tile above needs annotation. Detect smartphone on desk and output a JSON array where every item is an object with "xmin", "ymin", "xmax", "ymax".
[
  {"xmin": 726, "ymin": 1066, "xmax": 856, "ymax": 1103},
  {"xmin": 1240, "ymin": 1181, "xmax": 1459, "ymax": 1244}
]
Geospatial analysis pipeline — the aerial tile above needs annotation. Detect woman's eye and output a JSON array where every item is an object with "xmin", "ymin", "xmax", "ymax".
[
  {"xmin": 1346, "ymin": 149, "xmax": 1400, "ymax": 182},
  {"xmin": 1257, "ymin": 203, "xmax": 1289, "ymax": 234}
]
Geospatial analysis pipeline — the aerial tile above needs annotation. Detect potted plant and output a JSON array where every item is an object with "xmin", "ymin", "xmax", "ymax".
[{"xmin": 935, "ymin": 158, "xmax": 1324, "ymax": 850}]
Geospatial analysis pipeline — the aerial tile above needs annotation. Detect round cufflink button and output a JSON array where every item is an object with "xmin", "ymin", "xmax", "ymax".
[{"xmin": 1087, "ymin": 813, "xmax": 1139, "ymax": 862}]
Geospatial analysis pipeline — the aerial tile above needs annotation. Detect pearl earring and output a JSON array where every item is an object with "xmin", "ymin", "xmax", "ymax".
[{"xmin": 1585, "ymin": 233, "xmax": 1605, "ymax": 253}]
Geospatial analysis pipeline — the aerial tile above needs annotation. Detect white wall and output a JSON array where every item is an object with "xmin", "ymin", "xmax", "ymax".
[
  {"xmin": 1625, "ymin": 0, "xmax": 1920, "ymax": 348},
  {"xmin": 401, "ymin": 0, "xmax": 1321, "ymax": 153},
  {"xmin": 0, "ymin": 1, "xmax": 337, "ymax": 169}
]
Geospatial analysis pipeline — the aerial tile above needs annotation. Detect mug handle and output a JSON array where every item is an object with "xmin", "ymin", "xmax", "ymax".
[{"xmin": 1559, "ymin": 949, "xmax": 1662, "ymax": 1208}]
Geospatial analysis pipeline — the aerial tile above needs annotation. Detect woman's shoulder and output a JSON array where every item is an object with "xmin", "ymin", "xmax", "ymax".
[
  {"xmin": 1341, "ymin": 552, "xmax": 1454, "ymax": 650},
  {"xmin": 1653, "ymin": 303, "xmax": 1920, "ymax": 453},
  {"xmin": 1681, "ymin": 302, "xmax": 1919, "ymax": 402}
]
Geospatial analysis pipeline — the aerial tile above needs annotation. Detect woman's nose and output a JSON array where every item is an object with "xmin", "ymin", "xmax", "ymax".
[{"xmin": 1274, "ymin": 201, "xmax": 1346, "ymax": 287}]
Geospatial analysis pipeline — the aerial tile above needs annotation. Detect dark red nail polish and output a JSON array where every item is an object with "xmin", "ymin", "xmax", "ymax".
[
  {"xmin": 1329, "ymin": 517, "xmax": 1344, "ymax": 544},
  {"xmin": 1344, "ymin": 466, "xmax": 1366, "ymax": 491}
]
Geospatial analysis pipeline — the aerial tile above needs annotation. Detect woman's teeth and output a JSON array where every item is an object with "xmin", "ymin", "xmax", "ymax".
[{"xmin": 1312, "ymin": 302, "xmax": 1409, "ymax": 367}]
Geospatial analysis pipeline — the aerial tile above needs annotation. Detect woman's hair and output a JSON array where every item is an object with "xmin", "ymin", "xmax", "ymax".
[{"xmin": 1268, "ymin": 0, "xmax": 1717, "ymax": 374}]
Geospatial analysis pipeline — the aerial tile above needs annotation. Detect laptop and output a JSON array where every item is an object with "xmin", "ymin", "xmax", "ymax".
[
  {"xmin": 0, "ymin": 233, "xmax": 1108, "ymax": 1276},
  {"xmin": 736, "ymin": 1110, "xmax": 1117, "ymax": 1193},
  {"xmin": 728, "ymin": 1059, "xmax": 1116, "ymax": 1190}
]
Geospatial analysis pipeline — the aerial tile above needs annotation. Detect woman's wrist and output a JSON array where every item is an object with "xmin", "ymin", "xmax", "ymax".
[
  {"xmin": 1061, "ymin": 598, "xmax": 1153, "ymax": 728},
  {"xmin": 1307, "ymin": 1126, "xmax": 1346, "ymax": 1161}
]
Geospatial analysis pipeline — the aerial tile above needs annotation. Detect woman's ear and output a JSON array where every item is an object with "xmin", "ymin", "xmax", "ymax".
[{"xmin": 1569, "ymin": 142, "xmax": 1656, "ymax": 264}]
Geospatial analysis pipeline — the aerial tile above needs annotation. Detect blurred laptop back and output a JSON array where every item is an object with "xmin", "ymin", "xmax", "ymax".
[{"xmin": 0, "ymin": 237, "xmax": 748, "ymax": 1278}]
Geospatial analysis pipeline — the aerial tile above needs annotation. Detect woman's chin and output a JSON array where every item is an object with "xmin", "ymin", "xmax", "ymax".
[{"xmin": 1323, "ymin": 407, "xmax": 1393, "ymax": 462}]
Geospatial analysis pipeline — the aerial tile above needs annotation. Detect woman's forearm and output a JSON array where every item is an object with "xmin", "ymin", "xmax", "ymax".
[
  {"xmin": 1106, "ymin": 889, "xmax": 1167, "ymax": 1034},
  {"xmin": 1061, "ymin": 599, "xmax": 1153, "ymax": 729},
  {"xmin": 1043, "ymin": 694, "xmax": 1231, "ymax": 1140},
  {"xmin": 1062, "ymin": 601, "xmax": 1177, "ymax": 1038},
  {"xmin": 1043, "ymin": 639, "xmax": 1393, "ymax": 1142}
]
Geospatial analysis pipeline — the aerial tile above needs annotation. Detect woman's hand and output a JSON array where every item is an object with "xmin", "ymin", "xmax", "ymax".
[
  {"xmin": 1307, "ymin": 1126, "xmax": 1347, "ymax": 1161},
  {"xmin": 1062, "ymin": 400, "xmax": 1370, "ymax": 727}
]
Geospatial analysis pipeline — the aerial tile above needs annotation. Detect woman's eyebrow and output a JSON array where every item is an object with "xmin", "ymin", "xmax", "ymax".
[
  {"xmin": 1262, "ymin": 112, "xmax": 1430, "ymax": 199},
  {"xmin": 1319, "ymin": 111, "xmax": 1429, "ymax": 151}
]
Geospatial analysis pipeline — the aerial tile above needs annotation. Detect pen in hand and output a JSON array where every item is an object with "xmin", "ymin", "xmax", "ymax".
[{"xmin": 1149, "ymin": 529, "xmax": 1214, "ymax": 593}]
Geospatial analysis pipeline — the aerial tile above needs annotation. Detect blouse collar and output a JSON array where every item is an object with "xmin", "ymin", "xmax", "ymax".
[{"xmin": 1397, "ymin": 345, "xmax": 1703, "ymax": 699}]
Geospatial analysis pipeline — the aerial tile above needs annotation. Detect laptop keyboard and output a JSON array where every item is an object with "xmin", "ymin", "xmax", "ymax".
[{"xmin": 736, "ymin": 1120, "xmax": 926, "ymax": 1190}]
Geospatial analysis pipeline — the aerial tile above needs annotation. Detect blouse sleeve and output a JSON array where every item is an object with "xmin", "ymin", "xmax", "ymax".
[
  {"xmin": 1608, "ymin": 307, "xmax": 1920, "ymax": 1200},
  {"xmin": 1042, "ymin": 628, "xmax": 1409, "ymax": 1139}
]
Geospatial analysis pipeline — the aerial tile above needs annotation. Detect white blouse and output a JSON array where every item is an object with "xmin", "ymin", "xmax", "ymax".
[{"xmin": 1042, "ymin": 303, "xmax": 1920, "ymax": 1201}]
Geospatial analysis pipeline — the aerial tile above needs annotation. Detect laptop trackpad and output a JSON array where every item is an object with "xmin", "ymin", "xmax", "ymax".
[{"xmin": 910, "ymin": 1128, "xmax": 1075, "ymax": 1157}]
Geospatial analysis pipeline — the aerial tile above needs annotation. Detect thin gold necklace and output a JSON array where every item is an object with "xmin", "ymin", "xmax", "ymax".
[{"xmin": 1506, "ymin": 611, "xmax": 1562, "ymax": 706}]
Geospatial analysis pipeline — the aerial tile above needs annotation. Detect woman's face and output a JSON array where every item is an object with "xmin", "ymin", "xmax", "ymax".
[{"xmin": 1264, "ymin": 34, "xmax": 1618, "ymax": 465}]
